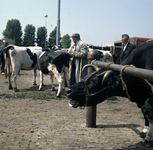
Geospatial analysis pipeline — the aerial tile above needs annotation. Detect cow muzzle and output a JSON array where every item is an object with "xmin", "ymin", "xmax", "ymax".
[
  {"xmin": 65, "ymin": 87, "xmax": 73, "ymax": 96},
  {"xmin": 65, "ymin": 87, "xmax": 79, "ymax": 108}
]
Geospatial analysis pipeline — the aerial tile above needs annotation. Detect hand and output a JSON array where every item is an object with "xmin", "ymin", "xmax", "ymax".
[
  {"xmin": 71, "ymin": 51, "xmax": 76, "ymax": 55},
  {"xmin": 64, "ymin": 49, "xmax": 68, "ymax": 52}
]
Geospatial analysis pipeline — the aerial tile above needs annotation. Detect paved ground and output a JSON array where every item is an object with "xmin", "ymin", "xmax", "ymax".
[{"xmin": 0, "ymin": 70, "xmax": 150, "ymax": 150}]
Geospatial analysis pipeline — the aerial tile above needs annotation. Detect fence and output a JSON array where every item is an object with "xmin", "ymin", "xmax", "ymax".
[{"xmin": 86, "ymin": 61, "xmax": 153, "ymax": 127}]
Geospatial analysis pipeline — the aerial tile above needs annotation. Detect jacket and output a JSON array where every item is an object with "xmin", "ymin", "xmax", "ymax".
[
  {"xmin": 70, "ymin": 40, "xmax": 89, "ymax": 85},
  {"xmin": 120, "ymin": 43, "xmax": 136, "ymax": 64}
]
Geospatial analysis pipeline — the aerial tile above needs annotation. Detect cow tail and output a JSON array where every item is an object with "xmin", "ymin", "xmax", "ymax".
[{"xmin": 4, "ymin": 45, "xmax": 14, "ymax": 78}]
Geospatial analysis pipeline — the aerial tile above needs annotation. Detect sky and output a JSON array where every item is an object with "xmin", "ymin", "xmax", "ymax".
[{"xmin": 0, "ymin": 0, "xmax": 153, "ymax": 46}]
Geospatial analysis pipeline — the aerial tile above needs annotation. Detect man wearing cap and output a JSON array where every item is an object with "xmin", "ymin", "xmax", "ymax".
[
  {"xmin": 69, "ymin": 33, "xmax": 89, "ymax": 85},
  {"xmin": 0, "ymin": 40, "xmax": 9, "ymax": 74}
]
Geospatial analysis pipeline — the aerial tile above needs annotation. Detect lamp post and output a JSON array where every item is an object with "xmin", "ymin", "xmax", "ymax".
[
  {"xmin": 44, "ymin": 14, "xmax": 48, "ymax": 48},
  {"xmin": 56, "ymin": 0, "xmax": 60, "ymax": 48}
]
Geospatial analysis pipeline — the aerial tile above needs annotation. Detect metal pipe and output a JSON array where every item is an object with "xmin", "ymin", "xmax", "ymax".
[
  {"xmin": 92, "ymin": 61, "xmax": 153, "ymax": 81},
  {"xmin": 56, "ymin": 0, "xmax": 60, "ymax": 47}
]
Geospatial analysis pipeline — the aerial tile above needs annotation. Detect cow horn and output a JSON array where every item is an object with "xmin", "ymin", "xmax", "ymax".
[
  {"xmin": 102, "ymin": 70, "xmax": 114, "ymax": 85},
  {"xmin": 82, "ymin": 64, "xmax": 98, "ymax": 72}
]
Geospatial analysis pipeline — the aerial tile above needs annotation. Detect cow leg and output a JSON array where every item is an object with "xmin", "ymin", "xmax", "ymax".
[
  {"xmin": 144, "ymin": 122, "xmax": 153, "ymax": 148},
  {"xmin": 13, "ymin": 75, "xmax": 19, "ymax": 92},
  {"xmin": 38, "ymin": 70, "xmax": 43, "ymax": 91},
  {"xmin": 50, "ymin": 74, "xmax": 56, "ymax": 91},
  {"xmin": 52, "ymin": 70, "xmax": 62, "ymax": 97},
  {"xmin": 64, "ymin": 67, "xmax": 70, "ymax": 87},
  {"xmin": 6, "ymin": 57, "xmax": 13, "ymax": 89},
  {"xmin": 142, "ymin": 97, "xmax": 153, "ymax": 147},
  {"xmin": 48, "ymin": 64, "xmax": 63, "ymax": 97},
  {"xmin": 56, "ymin": 76, "xmax": 62, "ymax": 97},
  {"xmin": 33, "ymin": 69, "xmax": 37, "ymax": 85},
  {"xmin": 12, "ymin": 63, "xmax": 21, "ymax": 92},
  {"xmin": 140, "ymin": 109, "xmax": 149, "ymax": 138}
]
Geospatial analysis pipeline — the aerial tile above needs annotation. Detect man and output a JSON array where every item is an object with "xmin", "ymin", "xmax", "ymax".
[
  {"xmin": 0, "ymin": 40, "xmax": 9, "ymax": 74},
  {"xmin": 120, "ymin": 34, "xmax": 136, "ymax": 64},
  {"xmin": 69, "ymin": 33, "xmax": 89, "ymax": 85}
]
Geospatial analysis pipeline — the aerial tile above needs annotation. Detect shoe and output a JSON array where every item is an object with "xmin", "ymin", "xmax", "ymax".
[{"xmin": 1, "ymin": 72, "xmax": 5, "ymax": 75}]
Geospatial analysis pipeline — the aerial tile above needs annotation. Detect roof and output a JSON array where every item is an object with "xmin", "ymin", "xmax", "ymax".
[
  {"xmin": 130, "ymin": 37, "xmax": 153, "ymax": 42},
  {"xmin": 114, "ymin": 37, "xmax": 153, "ymax": 44},
  {"xmin": 88, "ymin": 44, "xmax": 113, "ymax": 51}
]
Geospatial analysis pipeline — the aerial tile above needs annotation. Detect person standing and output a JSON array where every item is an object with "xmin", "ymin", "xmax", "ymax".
[
  {"xmin": 120, "ymin": 34, "xmax": 136, "ymax": 64},
  {"xmin": 0, "ymin": 40, "xmax": 9, "ymax": 74},
  {"xmin": 69, "ymin": 33, "xmax": 89, "ymax": 85}
]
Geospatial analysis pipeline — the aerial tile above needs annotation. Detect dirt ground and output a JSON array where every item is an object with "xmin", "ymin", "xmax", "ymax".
[{"xmin": 0, "ymin": 70, "xmax": 150, "ymax": 150}]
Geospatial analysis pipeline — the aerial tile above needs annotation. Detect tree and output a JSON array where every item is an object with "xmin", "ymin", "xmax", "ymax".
[
  {"xmin": 48, "ymin": 26, "xmax": 61, "ymax": 48},
  {"xmin": 36, "ymin": 27, "xmax": 47, "ymax": 48},
  {"xmin": 23, "ymin": 24, "xmax": 36, "ymax": 46},
  {"xmin": 2, "ymin": 19, "xmax": 22, "ymax": 45},
  {"xmin": 61, "ymin": 34, "xmax": 71, "ymax": 48},
  {"xmin": 48, "ymin": 27, "xmax": 57, "ymax": 47}
]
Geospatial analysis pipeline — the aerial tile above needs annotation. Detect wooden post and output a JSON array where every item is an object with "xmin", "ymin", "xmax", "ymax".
[{"xmin": 86, "ymin": 105, "xmax": 97, "ymax": 128}]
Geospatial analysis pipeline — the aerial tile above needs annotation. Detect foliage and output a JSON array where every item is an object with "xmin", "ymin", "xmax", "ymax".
[
  {"xmin": 36, "ymin": 27, "xmax": 47, "ymax": 48},
  {"xmin": 2, "ymin": 19, "xmax": 70, "ymax": 48},
  {"xmin": 4, "ymin": 38, "xmax": 16, "ymax": 45},
  {"xmin": 48, "ymin": 26, "xmax": 61, "ymax": 48},
  {"xmin": 48, "ymin": 27, "xmax": 57, "ymax": 47},
  {"xmin": 23, "ymin": 24, "xmax": 36, "ymax": 46},
  {"xmin": 61, "ymin": 34, "xmax": 71, "ymax": 48},
  {"xmin": 2, "ymin": 19, "xmax": 22, "ymax": 46}
]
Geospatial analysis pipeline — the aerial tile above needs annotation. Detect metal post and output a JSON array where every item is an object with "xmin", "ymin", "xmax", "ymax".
[
  {"xmin": 44, "ymin": 14, "xmax": 48, "ymax": 49},
  {"xmin": 56, "ymin": 0, "xmax": 60, "ymax": 47},
  {"xmin": 92, "ymin": 61, "xmax": 153, "ymax": 81},
  {"xmin": 86, "ymin": 50, "xmax": 99, "ymax": 128}
]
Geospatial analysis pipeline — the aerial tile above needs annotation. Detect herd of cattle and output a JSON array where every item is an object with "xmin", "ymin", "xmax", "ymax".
[
  {"xmin": 3, "ymin": 44, "xmax": 114, "ymax": 97},
  {"xmin": 2, "ymin": 40, "xmax": 153, "ymax": 148}
]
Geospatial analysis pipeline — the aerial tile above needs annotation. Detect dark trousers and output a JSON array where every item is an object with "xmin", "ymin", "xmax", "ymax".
[{"xmin": 1, "ymin": 54, "xmax": 5, "ymax": 73}]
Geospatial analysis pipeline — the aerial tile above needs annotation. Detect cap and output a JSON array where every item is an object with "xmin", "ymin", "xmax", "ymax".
[{"xmin": 71, "ymin": 33, "xmax": 80, "ymax": 38}]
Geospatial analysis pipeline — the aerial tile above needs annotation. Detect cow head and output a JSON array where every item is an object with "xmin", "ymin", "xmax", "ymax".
[
  {"xmin": 65, "ymin": 68, "xmax": 124, "ymax": 108},
  {"xmin": 66, "ymin": 63, "xmax": 152, "ymax": 108}
]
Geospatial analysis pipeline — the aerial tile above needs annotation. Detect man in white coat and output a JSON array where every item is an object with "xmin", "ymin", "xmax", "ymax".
[{"xmin": 69, "ymin": 33, "xmax": 89, "ymax": 85}]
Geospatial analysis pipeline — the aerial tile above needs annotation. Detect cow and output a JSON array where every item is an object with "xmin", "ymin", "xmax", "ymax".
[
  {"xmin": 65, "ymin": 40, "xmax": 153, "ymax": 148},
  {"xmin": 4, "ymin": 45, "xmax": 43, "ymax": 92},
  {"xmin": 38, "ymin": 51, "xmax": 70, "ymax": 97},
  {"xmin": 67, "ymin": 44, "xmax": 115, "ymax": 63}
]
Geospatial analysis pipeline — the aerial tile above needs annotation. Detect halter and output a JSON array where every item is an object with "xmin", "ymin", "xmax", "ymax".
[{"xmin": 82, "ymin": 70, "xmax": 108, "ymax": 107}]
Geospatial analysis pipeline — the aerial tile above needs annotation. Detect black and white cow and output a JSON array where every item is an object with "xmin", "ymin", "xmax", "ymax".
[
  {"xmin": 65, "ymin": 40, "xmax": 153, "ymax": 148},
  {"xmin": 4, "ymin": 45, "xmax": 43, "ymax": 91},
  {"xmin": 38, "ymin": 51, "xmax": 70, "ymax": 97}
]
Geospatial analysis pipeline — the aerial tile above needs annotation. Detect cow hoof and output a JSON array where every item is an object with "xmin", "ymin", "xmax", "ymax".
[
  {"xmin": 33, "ymin": 83, "xmax": 37, "ymax": 85},
  {"xmin": 14, "ymin": 88, "xmax": 19, "ymax": 92},
  {"xmin": 56, "ymin": 94, "xmax": 60, "ymax": 97},
  {"xmin": 9, "ymin": 85, "xmax": 13, "ymax": 89},
  {"xmin": 52, "ymin": 87, "xmax": 56, "ymax": 91},
  {"xmin": 146, "ymin": 141, "xmax": 153, "ymax": 148},
  {"xmin": 142, "ymin": 140, "xmax": 148, "ymax": 146}
]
